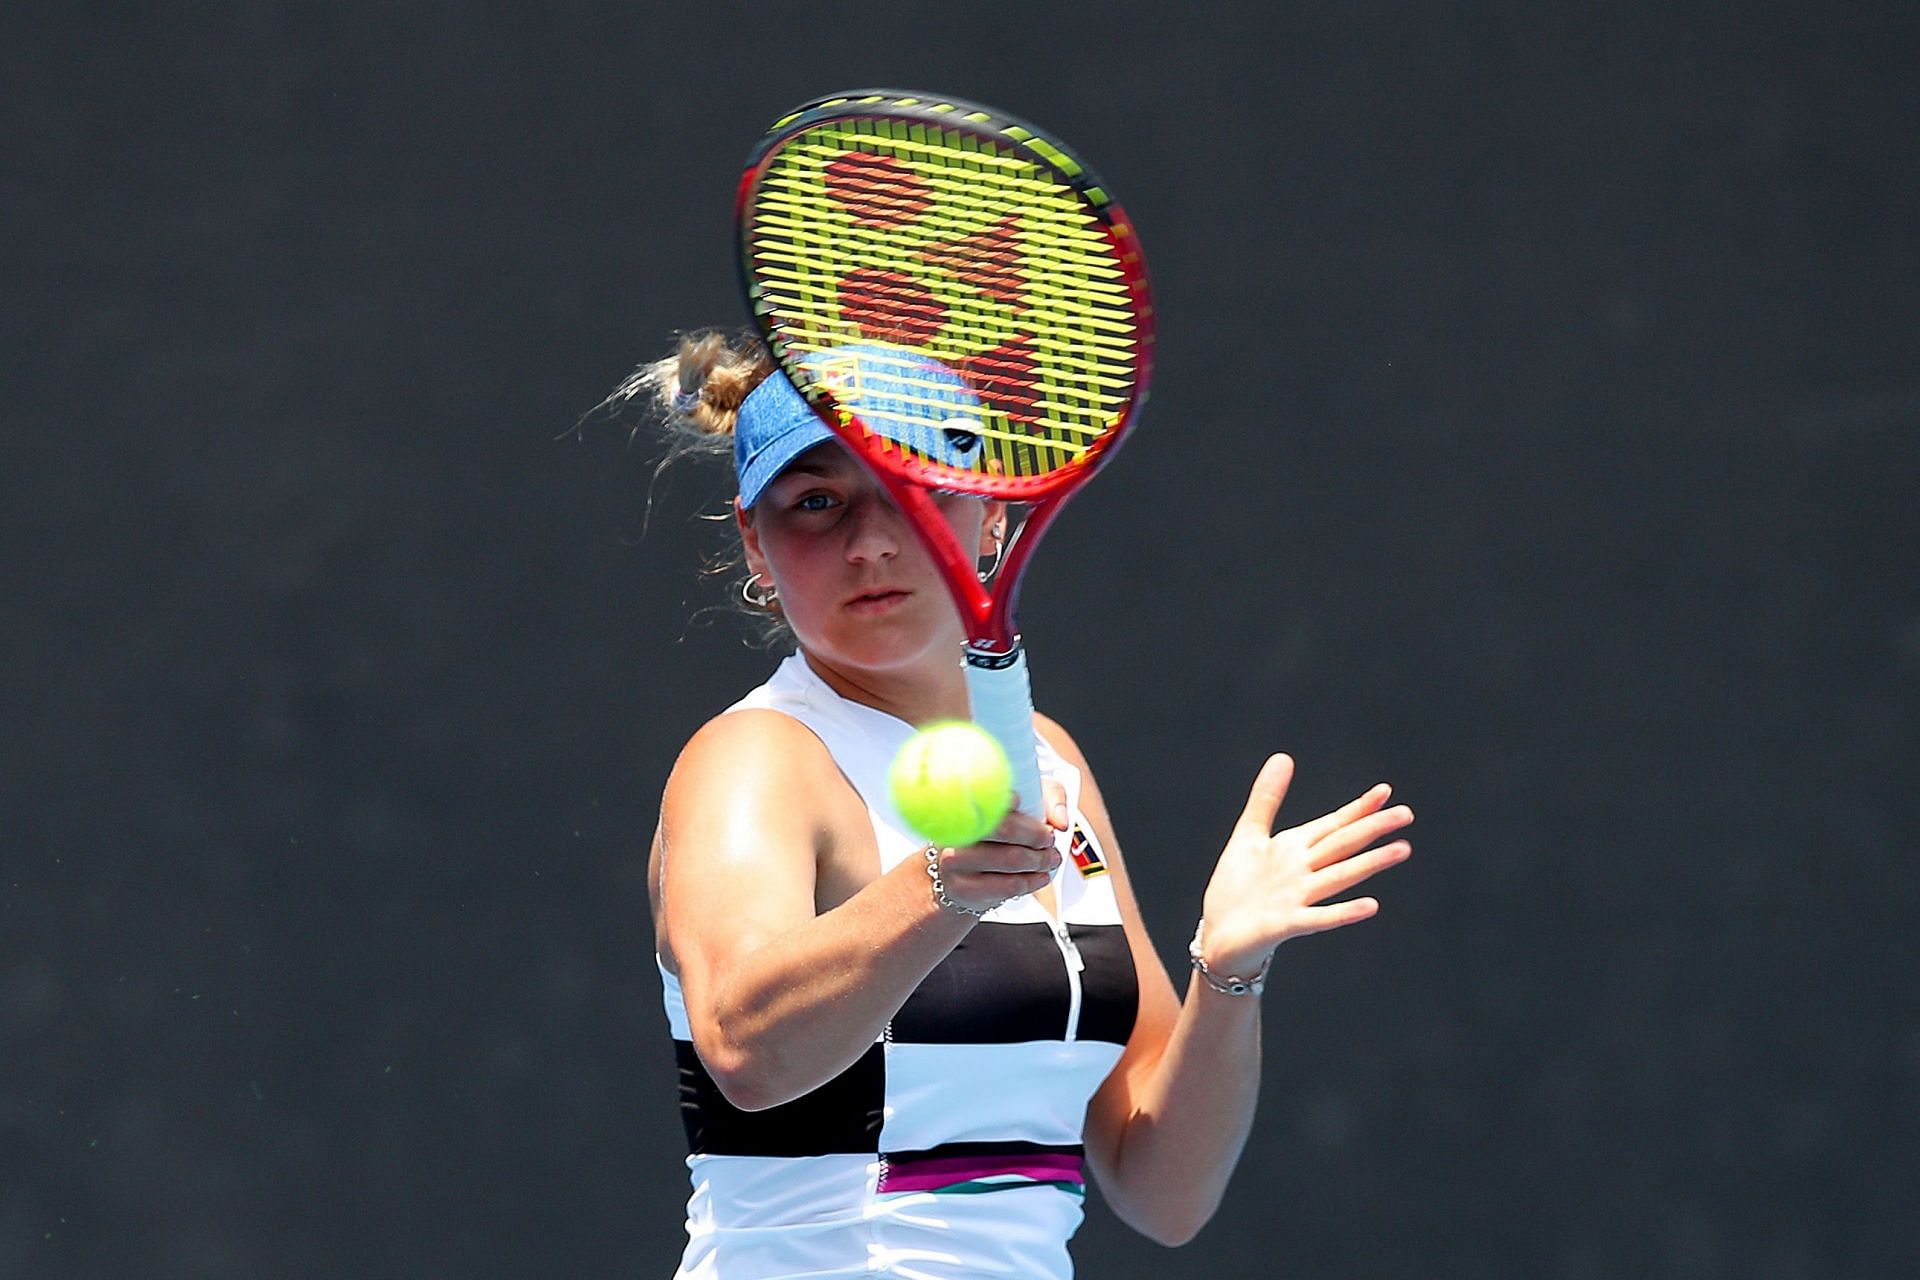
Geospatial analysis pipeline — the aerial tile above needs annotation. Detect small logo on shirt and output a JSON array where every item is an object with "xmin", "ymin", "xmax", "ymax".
[{"xmin": 1067, "ymin": 824, "xmax": 1107, "ymax": 878}]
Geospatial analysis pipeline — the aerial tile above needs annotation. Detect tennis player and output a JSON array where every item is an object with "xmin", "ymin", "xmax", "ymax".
[{"xmin": 632, "ymin": 332, "xmax": 1413, "ymax": 1279}]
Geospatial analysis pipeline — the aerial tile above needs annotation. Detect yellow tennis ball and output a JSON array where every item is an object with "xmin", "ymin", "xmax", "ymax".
[{"xmin": 889, "ymin": 721, "xmax": 1014, "ymax": 848}]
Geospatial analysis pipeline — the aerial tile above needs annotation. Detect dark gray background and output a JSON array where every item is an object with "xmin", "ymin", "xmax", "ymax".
[{"xmin": 6, "ymin": 2, "xmax": 1916, "ymax": 1276}]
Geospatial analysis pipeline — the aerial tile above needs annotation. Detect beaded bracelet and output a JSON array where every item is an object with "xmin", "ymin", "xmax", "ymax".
[
  {"xmin": 924, "ymin": 844, "xmax": 995, "ymax": 918},
  {"xmin": 1188, "ymin": 922, "xmax": 1272, "ymax": 996}
]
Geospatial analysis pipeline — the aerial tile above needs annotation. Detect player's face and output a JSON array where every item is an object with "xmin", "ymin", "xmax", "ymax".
[{"xmin": 739, "ymin": 441, "xmax": 1001, "ymax": 674}]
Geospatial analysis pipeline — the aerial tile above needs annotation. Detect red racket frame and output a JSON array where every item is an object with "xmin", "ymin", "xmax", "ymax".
[{"xmin": 736, "ymin": 90, "xmax": 1156, "ymax": 657}]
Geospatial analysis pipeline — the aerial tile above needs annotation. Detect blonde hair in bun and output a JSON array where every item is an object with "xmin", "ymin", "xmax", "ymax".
[
  {"xmin": 601, "ymin": 330, "xmax": 775, "ymax": 459},
  {"xmin": 591, "ymin": 329, "xmax": 790, "ymax": 646}
]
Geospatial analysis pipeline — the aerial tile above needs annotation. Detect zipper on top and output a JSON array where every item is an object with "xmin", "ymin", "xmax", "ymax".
[{"xmin": 1039, "ymin": 898, "xmax": 1084, "ymax": 1042}]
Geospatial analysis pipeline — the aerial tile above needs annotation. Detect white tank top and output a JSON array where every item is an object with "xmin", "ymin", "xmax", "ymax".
[{"xmin": 660, "ymin": 652, "xmax": 1137, "ymax": 1279}]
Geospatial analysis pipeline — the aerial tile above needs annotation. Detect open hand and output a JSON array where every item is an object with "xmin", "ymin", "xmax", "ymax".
[{"xmin": 1197, "ymin": 754, "xmax": 1413, "ymax": 975}]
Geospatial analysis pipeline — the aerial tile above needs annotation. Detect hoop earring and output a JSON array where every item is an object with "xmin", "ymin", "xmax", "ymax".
[{"xmin": 740, "ymin": 572, "xmax": 778, "ymax": 609}]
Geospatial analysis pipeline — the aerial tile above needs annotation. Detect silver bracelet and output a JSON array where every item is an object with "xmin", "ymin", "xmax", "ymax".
[
  {"xmin": 924, "ymin": 845, "xmax": 994, "ymax": 918},
  {"xmin": 1188, "ymin": 921, "xmax": 1271, "ymax": 996}
]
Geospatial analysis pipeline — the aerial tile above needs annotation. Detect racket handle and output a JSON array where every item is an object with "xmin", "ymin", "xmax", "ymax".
[{"xmin": 963, "ymin": 644, "xmax": 1044, "ymax": 822}]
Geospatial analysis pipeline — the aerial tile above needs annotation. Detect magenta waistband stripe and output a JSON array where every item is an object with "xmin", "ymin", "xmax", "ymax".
[{"xmin": 880, "ymin": 1151, "xmax": 1085, "ymax": 1193}]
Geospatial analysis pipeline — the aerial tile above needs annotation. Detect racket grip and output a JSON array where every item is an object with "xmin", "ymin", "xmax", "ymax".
[{"xmin": 963, "ymin": 644, "xmax": 1044, "ymax": 821}]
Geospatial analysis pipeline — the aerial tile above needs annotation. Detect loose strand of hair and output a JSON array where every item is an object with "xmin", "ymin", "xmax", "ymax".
[{"xmin": 580, "ymin": 327, "xmax": 790, "ymax": 647}]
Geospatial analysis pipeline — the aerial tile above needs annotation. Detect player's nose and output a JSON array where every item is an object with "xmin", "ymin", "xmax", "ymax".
[{"xmin": 843, "ymin": 494, "xmax": 903, "ymax": 562}]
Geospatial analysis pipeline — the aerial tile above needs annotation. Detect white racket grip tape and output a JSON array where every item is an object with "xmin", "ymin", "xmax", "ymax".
[{"xmin": 963, "ymin": 645, "xmax": 1044, "ymax": 820}]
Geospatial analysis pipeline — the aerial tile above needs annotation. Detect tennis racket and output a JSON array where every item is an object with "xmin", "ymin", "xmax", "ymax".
[{"xmin": 736, "ymin": 89, "xmax": 1154, "ymax": 818}]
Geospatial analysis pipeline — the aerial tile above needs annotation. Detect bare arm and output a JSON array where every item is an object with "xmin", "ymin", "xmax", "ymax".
[
  {"xmin": 1046, "ymin": 722, "xmax": 1413, "ymax": 1245},
  {"xmin": 655, "ymin": 709, "xmax": 1061, "ymax": 1111}
]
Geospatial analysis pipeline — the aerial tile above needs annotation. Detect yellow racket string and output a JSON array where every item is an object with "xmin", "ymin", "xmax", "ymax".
[{"xmin": 746, "ymin": 115, "xmax": 1142, "ymax": 480}]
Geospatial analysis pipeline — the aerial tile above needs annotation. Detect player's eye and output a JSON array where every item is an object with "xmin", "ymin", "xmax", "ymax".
[{"xmin": 794, "ymin": 492, "xmax": 838, "ymax": 512}]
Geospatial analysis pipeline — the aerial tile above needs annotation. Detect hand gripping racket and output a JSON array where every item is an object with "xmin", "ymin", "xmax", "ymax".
[{"xmin": 737, "ymin": 89, "xmax": 1154, "ymax": 818}]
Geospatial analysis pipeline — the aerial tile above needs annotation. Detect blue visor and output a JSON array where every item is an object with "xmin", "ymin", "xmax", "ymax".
[{"xmin": 734, "ymin": 346, "xmax": 987, "ymax": 508}]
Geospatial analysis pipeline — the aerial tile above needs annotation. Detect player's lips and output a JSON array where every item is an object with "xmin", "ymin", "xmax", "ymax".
[{"xmin": 844, "ymin": 587, "xmax": 912, "ymax": 613}]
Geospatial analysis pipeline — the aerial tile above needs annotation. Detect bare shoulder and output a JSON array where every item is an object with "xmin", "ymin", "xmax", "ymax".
[
  {"xmin": 667, "ymin": 706, "xmax": 838, "ymax": 804},
  {"xmin": 1033, "ymin": 709, "xmax": 1084, "ymax": 759},
  {"xmin": 654, "ymin": 707, "xmax": 855, "ymax": 973},
  {"xmin": 1033, "ymin": 711, "xmax": 1099, "ymax": 788},
  {"xmin": 1034, "ymin": 710, "xmax": 1130, "ymax": 853},
  {"xmin": 659, "ymin": 706, "xmax": 861, "ymax": 860}
]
